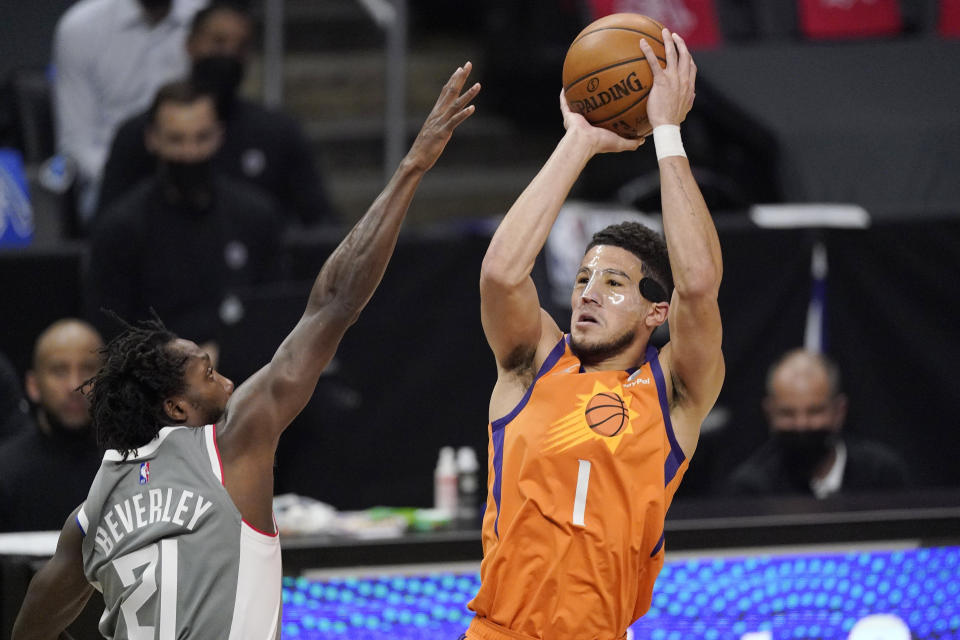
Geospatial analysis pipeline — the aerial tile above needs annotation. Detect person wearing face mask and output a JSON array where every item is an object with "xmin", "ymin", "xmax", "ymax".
[
  {"xmin": 724, "ymin": 349, "xmax": 909, "ymax": 499},
  {"xmin": 52, "ymin": 0, "xmax": 208, "ymax": 226},
  {"xmin": 98, "ymin": 1, "xmax": 337, "ymax": 227},
  {"xmin": 0, "ymin": 320, "xmax": 103, "ymax": 532},
  {"xmin": 85, "ymin": 80, "xmax": 284, "ymax": 358}
]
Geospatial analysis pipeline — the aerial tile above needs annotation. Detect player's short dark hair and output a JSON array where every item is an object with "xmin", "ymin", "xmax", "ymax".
[
  {"xmin": 146, "ymin": 80, "xmax": 215, "ymax": 126},
  {"xmin": 84, "ymin": 315, "xmax": 188, "ymax": 458},
  {"xmin": 189, "ymin": 1, "xmax": 251, "ymax": 39},
  {"xmin": 586, "ymin": 221, "xmax": 673, "ymax": 301}
]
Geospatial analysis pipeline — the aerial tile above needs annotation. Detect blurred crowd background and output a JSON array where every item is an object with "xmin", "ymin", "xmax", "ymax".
[{"xmin": 1, "ymin": 0, "xmax": 959, "ymax": 532}]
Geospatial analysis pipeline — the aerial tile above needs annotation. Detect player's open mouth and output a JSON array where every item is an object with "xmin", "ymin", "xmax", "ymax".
[{"xmin": 577, "ymin": 313, "xmax": 599, "ymax": 325}]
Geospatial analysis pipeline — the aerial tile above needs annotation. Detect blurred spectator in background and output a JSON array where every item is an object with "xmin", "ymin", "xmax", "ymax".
[
  {"xmin": 99, "ymin": 1, "xmax": 337, "ymax": 227},
  {"xmin": 86, "ymin": 80, "xmax": 283, "ymax": 364},
  {"xmin": 52, "ymin": 0, "xmax": 207, "ymax": 225},
  {"xmin": 724, "ymin": 349, "xmax": 909, "ymax": 498},
  {"xmin": 0, "ymin": 351, "xmax": 30, "ymax": 444},
  {"xmin": 0, "ymin": 319, "xmax": 103, "ymax": 532}
]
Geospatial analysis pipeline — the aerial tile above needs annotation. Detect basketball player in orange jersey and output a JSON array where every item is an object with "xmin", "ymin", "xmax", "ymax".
[{"xmin": 466, "ymin": 30, "xmax": 723, "ymax": 639}]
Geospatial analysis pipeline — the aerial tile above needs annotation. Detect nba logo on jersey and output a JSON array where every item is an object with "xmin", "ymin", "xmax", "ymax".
[{"xmin": 139, "ymin": 462, "xmax": 150, "ymax": 485}]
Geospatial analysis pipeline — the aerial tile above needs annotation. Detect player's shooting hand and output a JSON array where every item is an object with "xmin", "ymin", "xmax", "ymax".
[
  {"xmin": 640, "ymin": 29, "xmax": 696, "ymax": 128},
  {"xmin": 408, "ymin": 62, "xmax": 481, "ymax": 171},
  {"xmin": 559, "ymin": 89, "xmax": 644, "ymax": 155}
]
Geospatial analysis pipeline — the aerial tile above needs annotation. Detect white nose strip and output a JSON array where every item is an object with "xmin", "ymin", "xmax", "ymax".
[
  {"xmin": 579, "ymin": 269, "xmax": 632, "ymax": 306},
  {"xmin": 581, "ymin": 270, "xmax": 600, "ymax": 299}
]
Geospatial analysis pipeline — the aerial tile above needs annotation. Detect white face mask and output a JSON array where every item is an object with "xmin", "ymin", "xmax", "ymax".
[{"xmin": 573, "ymin": 267, "xmax": 641, "ymax": 307}]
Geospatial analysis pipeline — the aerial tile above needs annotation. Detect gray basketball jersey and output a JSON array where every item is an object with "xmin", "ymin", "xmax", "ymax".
[{"xmin": 77, "ymin": 426, "xmax": 281, "ymax": 639}]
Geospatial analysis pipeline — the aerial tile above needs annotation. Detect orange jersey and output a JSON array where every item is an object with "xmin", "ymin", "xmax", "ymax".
[{"xmin": 468, "ymin": 335, "xmax": 688, "ymax": 640}]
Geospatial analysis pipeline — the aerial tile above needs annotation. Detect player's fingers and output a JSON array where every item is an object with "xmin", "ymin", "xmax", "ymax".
[
  {"xmin": 452, "ymin": 82, "xmax": 481, "ymax": 113},
  {"xmin": 433, "ymin": 70, "xmax": 462, "ymax": 110},
  {"xmin": 559, "ymin": 89, "xmax": 569, "ymax": 112},
  {"xmin": 662, "ymin": 28, "xmax": 677, "ymax": 71},
  {"xmin": 638, "ymin": 39, "xmax": 662, "ymax": 78},
  {"xmin": 672, "ymin": 33, "xmax": 695, "ymax": 87},
  {"xmin": 449, "ymin": 63, "xmax": 473, "ymax": 99},
  {"xmin": 672, "ymin": 33, "xmax": 691, "ymax": 79},
  {"xmin": 447, "ymin": 103, "xmax": 477, "ymax": 130},
  {"xmin": 437, "ymin": 63, "xmax": 472, "ymax": 108},
  {"xmin": 672, "ymin": 34, "xmax": 689, "ymax": 63}
]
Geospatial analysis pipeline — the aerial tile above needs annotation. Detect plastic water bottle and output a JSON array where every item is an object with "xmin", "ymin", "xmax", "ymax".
[
  {"xmin": 456, "ymin": 446, "xmax": 480, "ymax": 526},
  {"xmin": 434, "ymin": 446, "xmax": 458, "ymax": 519}
]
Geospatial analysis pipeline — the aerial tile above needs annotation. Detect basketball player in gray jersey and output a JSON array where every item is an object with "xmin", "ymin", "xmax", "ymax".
[{"xmin": 13, "ymin": 64, "xmax": 481, "ymax": 640}]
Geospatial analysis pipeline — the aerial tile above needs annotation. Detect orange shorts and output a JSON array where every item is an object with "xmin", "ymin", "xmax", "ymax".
[{"xmin": 464, "ymin": 617, "xmax": 628, "ymax": 640}]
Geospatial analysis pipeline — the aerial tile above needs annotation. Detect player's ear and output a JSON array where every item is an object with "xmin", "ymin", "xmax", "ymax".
[
  {"xmin": 645, "ymin": 302, "xmax": 669, "ymax": 328},
  {"xmin": 163, "ymin": 396, "xmax": 188, "ymax": 424}
]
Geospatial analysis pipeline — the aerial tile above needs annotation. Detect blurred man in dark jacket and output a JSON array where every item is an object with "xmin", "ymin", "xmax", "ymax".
[
  {"xmin": 0, "ymin": 319, "xmax": 103, "ymax": 531},
  {"xmin": 98, "ymin": 1, "xmax": 336, "ymax": 227},
  {"xmin": 87, "ymin": 80, "xmax": 284, "ymax": 362},
  {"xmin": 725, "ymin": 349, "xmax": 910, "ymax": 498}
]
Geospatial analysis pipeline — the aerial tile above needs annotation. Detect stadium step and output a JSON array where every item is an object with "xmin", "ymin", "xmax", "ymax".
[{"xmin": 244, "ymin": 3, "xmax": 562, "ymax": 225}]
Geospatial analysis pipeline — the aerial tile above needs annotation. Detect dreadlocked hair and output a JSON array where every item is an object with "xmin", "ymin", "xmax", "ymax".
[
  {"xmin": 586, "ymin": 221, "xmax": 674, "ymax": 299},
  {"xmin": 83, "ymin": 314, "xmax": 188, "ymax": 458}
]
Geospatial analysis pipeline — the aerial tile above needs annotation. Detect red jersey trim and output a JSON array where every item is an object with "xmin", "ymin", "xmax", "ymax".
[{"xmin": 211, "ymin": 423, "xmax": 226, "ymax": 486}]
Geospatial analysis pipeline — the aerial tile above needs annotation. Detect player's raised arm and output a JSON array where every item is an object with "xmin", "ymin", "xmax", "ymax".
[
  {"xmin": 479, "ymin": 93, "xmax": 642, "ymax": 380},
  {"xmin": 219, "ymin": 64, "xmax": 480, "ymax": 452},
  {"xmin": 12, "ymin": 508, "xmax": 94, "ymax": 640},
  {"xmin": 640, "ymin": 31, "xmax": 724, "ymax": 448}
]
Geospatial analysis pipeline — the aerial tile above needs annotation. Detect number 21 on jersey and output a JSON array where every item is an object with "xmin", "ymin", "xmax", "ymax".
[{"xmin": 112, "ymin": 539, "xmax": 178, "ymax": 639}]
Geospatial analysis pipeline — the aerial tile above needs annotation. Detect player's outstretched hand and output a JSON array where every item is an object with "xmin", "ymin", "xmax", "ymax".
[
  {"xmin": 639, "ymin": 29, "xmax": 697, "ymax": 129},
  {"xmin": 560, "ymin": 89, "xmax": 644, "ymax": 155},
  {"xmin": 408, "ymin": 62, "xmax": 481, "ymax": 171}
]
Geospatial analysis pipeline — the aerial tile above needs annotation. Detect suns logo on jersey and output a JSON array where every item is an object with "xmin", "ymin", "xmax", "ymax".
[
  {"xmin": 139, "ymin": 462, "xmax": 150, "ymax": 485},
  {"xmin": 542, "ymin": 380, "xmax": 642, "ymax": 455}
]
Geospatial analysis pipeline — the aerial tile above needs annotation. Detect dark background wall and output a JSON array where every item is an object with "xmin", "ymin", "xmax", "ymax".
[
  {"xmin": 2, "ymin": 0, "xmax": 959, "ymax": 508},
  {"xmin": 4, "ymin": 216, "xmax": 959, "ymax": 508}
]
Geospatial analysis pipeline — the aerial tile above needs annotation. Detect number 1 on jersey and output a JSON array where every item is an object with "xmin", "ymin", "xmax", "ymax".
[{"xmin": 572, "ymin": 459, "xmax": 591, "ymax": 526}]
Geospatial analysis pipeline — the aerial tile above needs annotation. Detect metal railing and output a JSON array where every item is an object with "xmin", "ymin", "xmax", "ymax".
[{"xmin": 261, "ymin": 0, "xmax": 408, "ymax": 181}]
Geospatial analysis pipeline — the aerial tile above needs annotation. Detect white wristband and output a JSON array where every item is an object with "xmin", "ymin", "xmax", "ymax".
[{"xmin": 653, "ymin": 124, "xmax": 686, "ymax": 161}]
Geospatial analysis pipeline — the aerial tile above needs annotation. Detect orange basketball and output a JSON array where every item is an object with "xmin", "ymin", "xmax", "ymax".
[
  {"xmin": 562, "ymin": 13, "xmax": 667, "ymax": 139},
  {"xmin": 585, "ymin": 392, "xmax": 628, "ymax": 437}
]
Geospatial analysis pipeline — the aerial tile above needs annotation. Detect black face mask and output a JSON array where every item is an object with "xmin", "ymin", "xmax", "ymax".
[
  {"xmin": 774, "ymin": 429, "xmax": 836, "ymax": 480},
  {"xmin": 191, "ymin": 56, "xmax": 246, "ymax": 115},
  {"xmin": 138, "ymin": 0, "xmax": 171, "ymax": 14},
  {"xmin": 158, "ymin": 158, "xmax": 215, "ymax": 212}
]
